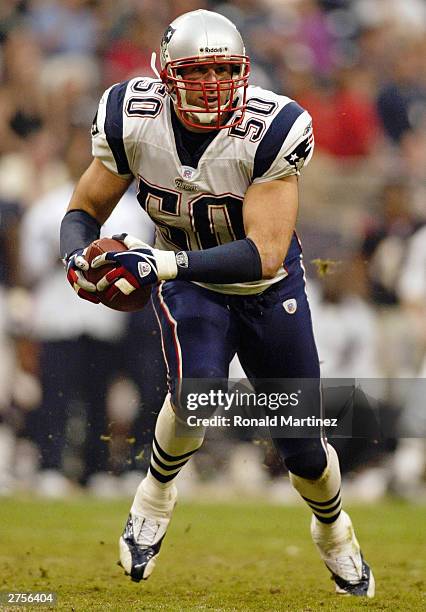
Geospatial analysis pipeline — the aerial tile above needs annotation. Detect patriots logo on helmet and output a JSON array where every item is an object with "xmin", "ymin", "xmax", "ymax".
[
  {"xmin": 162, "ymin": 25, "xmax": 176, "ymax": 45},
  {"xmin": 161, "ymin": 25, "xmax": 176, "ymax": 62}
]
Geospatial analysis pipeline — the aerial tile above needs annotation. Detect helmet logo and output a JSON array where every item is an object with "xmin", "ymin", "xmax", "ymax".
[
  {"xmin": 199, "ymin": 46, "xmax": 228, "ymax": 53},
  {"xmin": 161, "ymin": 25, "xmax": 176, "ymax": 62}
]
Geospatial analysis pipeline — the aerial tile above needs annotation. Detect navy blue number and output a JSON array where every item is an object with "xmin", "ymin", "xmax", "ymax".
[
  {"xmin": 137, "ymin": 177, "xmax": 190, "ymax": 250},
  {"xmin": 137, "ymin": 178, "xmax": 244, "ymax": 250},
  {"xmin": 246, "ymin": 97, "xmax": 278, "ymax": 116},
  {"xmin": 189, "ymin": 194, "xmax": 245, "ymax": 249},
  {"xmin": 229, "ymin": 117, "xmax": 265, "ymax": 142},
  {"xmin": 126, "ymin": 79, "xmax": 166, "ymax": 118},
  {"xmin": 229, "ymin": 96, "xmax": 277, "ymax": 140},
  {"xmin": 131, "ymin": 79, "xmax": 166, "ymax": 96},
  {"xmin": 126, "ymin": 97, "xmax": 162, "ymax": 118}
]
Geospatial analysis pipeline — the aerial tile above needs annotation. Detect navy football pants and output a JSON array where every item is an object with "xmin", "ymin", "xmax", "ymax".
[{"xmin": 152, "ymin": 255, "xmax": 327, "ymax": 478}]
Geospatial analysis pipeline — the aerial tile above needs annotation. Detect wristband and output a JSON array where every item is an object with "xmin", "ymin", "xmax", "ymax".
[
  {"xmin": 161, "ymin": 238, "xmax": 262, "ymax": 284},
  {"xmin": 60, "ymin": 209, "xmax": 101, "ymax": 260},
  {"xmin": 154, "ymin": 249, "xmax": 178, "ymax": 280}
]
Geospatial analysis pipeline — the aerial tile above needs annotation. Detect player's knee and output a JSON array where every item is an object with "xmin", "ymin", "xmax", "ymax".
[
  {"xmin": 284, "ymin": 446, "xmax": 327, "ymax": 480},
  {"xmin": 172, "ymin": 377, "xmax": 228, "ymax": 419}
]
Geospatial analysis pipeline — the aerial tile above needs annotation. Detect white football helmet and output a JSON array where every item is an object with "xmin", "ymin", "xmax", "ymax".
[{"xmin": 158, "ymin": 9, "xmax": 250, "ymax": 130}]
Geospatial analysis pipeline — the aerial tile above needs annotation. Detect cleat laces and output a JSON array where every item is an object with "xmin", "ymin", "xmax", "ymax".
[
  {"xmin": 137, "ymin": 518, "xmax": 160, "ymax": 548},
  {"xmin": 331, "ymin": 555, "xmax": 362, "ymax": 583}
]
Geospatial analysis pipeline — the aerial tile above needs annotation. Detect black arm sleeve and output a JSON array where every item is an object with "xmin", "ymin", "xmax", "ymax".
[
  {"xmin": 60, "ymin": 209, "xmax": 101, "ymax": 260},
  {"xmin": 175, "ymin": 238, "xmax": 263, "ymax": 283}
]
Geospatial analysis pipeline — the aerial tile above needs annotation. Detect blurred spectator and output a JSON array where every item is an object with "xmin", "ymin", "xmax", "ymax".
[
  {"xmin": 0, "ymin": 199, "xmax": 20, "ymax": 288},
  {"xmin": 0, "ymin": 27, "xmax": 46, "ymax": 156},
  {"xmin": 398, "ymin": 224, "xmax": 426, "ymax": 376},
  {"xmin": 0, "ymin": 196, "xmax": 21, "ymax": 493},
  {"xmin": 362, "ymin": 181, "xmax": 419, "ymax": 305},
  {"xmin": 376, "ymin": 37, "xmax": 426, "ymax": 204},
  {"xmin": 102, "ymin": 15, "xmax": 163, "ymax": 85},
  {"xmin": 27, "ymin": 0, "xmax": 99, "ymax": 56},
  {"xmin": 19, "ymin": 125, "xmax": 156, "ymax": 492},
  {"xmin": 0, "ymin": 26, "xmax": 70, "ymax": 204},
  {"xmin": 298, "ymin": 66, "xmax": 379, "ymax": 158},
  {"xmin": 213, "ymin": 0, "xmax": 276, "ymax": 72},
  {"xmin": 354, "ymin": 0, "xmax": 426, "ymax": 35},
  {"xmin": 310, "ymin": 256, "xmax": 380, "ymax": 378},
  {"xmin": 391, "ymin": 224, "xmax": 426, "ymax": 497},
  {"xmin": 102, "ymin": 1, "xmax": 169, "ymax": 85},
  {"xmin": 308, "ymin": 256, "xmax": 398, "ymax": 497},
  {"xmin": 0, "ymin": 1, "xmax": 28, "ymax": 45},
  {"xmin": 280, "ymin": 0, "xmax": 336, "ymax": 77},
  {"xmin": 377, "ymin": 38, "xmax": 426, "ymax": 148}
]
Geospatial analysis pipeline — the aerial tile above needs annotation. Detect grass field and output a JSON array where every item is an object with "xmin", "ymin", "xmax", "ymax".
[{"xmin": 0, "ymin": 497, "xmax": 424, "ymax": 611}]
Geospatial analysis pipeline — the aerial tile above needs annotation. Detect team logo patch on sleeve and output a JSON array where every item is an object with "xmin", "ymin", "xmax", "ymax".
[{"xmin": 284, "ymin": 134, "xmax": 314, "ymax": 172}]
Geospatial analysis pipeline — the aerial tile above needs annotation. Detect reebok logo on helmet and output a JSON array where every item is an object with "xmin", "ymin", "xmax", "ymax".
[{"xmin": 200, "ymin": 46, "xmax": 227, "ymax": 53}]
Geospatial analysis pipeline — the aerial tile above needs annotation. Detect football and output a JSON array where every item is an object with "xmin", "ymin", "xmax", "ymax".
[{"xmin": 84, "ymin": 237, "xmax": 152, "ymax": 312}]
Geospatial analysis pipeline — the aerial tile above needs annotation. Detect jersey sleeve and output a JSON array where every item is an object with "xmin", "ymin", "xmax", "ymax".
[
  {"xmin": 91, "ymin": 80, "xmax": 133, "ymax": 179},
  {"xmin": 252, "ymin": 102, "xmax": 314, "ymax": 184}
]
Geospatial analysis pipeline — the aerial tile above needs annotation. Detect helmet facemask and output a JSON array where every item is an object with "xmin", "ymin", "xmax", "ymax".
[{"xmin": 161, "ymin": 54, "xmax": 250, "ymax": 130}]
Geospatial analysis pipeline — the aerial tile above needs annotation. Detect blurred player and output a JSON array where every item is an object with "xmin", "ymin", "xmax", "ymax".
[{"xmin": 60, "ymin": 10, "xmax": 374, "ymax": 597}]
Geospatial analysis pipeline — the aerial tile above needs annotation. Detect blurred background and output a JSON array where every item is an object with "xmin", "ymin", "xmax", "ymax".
[{"xmin": 0, "ymin": 0, "xmax": 425, "ymax": 503}]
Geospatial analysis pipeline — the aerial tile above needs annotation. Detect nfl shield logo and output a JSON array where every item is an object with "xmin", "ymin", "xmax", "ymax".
[
  {"xmin": 283, "ymin": 298, "xmax": 297, "ymax": 314},
  {"xmin": 181, "ymin": 166, "xmax": 195, "ymax": 180}
]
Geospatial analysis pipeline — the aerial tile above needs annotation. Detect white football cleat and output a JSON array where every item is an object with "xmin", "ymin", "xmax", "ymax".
[
  {"xmin": 119, "ymin": 479, "xmax": 177, "ymax": 582},
  {"xmin": 311, "ymin": 510, "xmax": 375, "ymax": 597}
]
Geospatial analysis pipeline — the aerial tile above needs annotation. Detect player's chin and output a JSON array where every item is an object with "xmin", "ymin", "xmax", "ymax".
[{"xmin": 187, "ymin": 111, "xmax": 218, "ymax": 127}]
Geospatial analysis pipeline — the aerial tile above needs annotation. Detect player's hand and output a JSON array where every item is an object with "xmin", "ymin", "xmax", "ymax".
[
  {"xmin": 91, "ymin": 233, "xmax": 159, "ymax": 299},
  {"xmin": 65, "ymin": 248, "xmax": 100, "ymax": 304}
]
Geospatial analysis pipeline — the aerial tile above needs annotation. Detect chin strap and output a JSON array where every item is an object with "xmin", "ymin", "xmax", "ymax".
[
  {"xmin": 178, "ymin": 89, "xmax": 217, "ymax": 124},
  {"xmin": 179, "ymin": 91, "xmax": 240, "ymax": 126},
  {"xmin": 151, "ymin": 52, "xmax": 161, "ymax": 79}
]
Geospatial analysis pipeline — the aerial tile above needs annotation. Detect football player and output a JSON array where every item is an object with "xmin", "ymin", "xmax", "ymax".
[{"xmin": 60, "ymin": 9, "xmax": 374, "ymax": 597}]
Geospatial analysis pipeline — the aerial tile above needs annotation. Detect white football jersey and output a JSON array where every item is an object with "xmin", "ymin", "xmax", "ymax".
[{"xmin": 92, "ymin": 77, "xmax": 314, "ymax": 295}]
